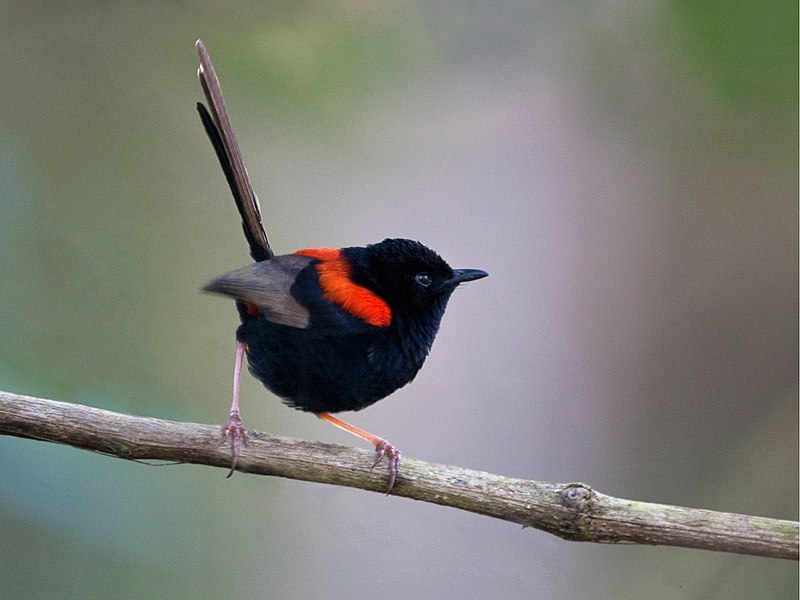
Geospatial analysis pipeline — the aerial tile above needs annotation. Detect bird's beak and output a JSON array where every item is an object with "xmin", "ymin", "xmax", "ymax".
[{"xmin": 447, "ymin": 268, "xmax": 489, "ymax": 286}]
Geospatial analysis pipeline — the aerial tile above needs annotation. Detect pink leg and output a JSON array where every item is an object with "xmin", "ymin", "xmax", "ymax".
[
  {"xmin": 221, "ymin": 340, "xmax": 248, "ymax": 477},
  {"xmin": 316, "ymin": 412, "xmax": 401, "ymax": 493}
]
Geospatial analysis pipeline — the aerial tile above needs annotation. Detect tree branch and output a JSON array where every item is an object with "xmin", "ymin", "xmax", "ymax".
[{"xmin": 1, "ymin": 389, "xmax": 796, "ymax": 560}]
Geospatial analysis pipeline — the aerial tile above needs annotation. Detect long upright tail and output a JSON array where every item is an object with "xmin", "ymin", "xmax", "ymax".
[{"xmin": 196, "ymin": 39, "xmax": 273, "ymax": 262}]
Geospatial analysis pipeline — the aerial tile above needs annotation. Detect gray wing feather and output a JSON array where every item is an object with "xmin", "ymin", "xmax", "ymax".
[{"xmin": 204, "ymin": 255, "xmax": 313, "ymax": 328}]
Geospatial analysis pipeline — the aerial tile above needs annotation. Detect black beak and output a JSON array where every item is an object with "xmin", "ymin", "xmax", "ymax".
[{"xmin": 447, "ymin": 268, "xmax": 489, "ymax": 286}]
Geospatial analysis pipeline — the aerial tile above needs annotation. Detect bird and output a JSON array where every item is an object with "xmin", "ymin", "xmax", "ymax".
[{"xmin": 195, "ymin": 40, "xmax": 487, "ymax": 491}]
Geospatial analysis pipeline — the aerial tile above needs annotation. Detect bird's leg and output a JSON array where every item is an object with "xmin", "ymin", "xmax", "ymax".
[
  {"xmin": 316, "ymin": 412, "xmax": 401, "ymax": 492},
  {"xmin": 221, "ymin": 340, "xmax": 248, "ymax": 477}
]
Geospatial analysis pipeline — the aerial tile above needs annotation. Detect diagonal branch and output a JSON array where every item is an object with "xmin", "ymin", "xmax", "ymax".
[{"xmin": 0, "ymin": 389, "xmax": 796, "ymax": 560}]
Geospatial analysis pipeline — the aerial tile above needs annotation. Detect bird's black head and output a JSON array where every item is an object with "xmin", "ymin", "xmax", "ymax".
[{"xmin": 343, "ymin": 238, "xmax": 488, "ymax": 316}]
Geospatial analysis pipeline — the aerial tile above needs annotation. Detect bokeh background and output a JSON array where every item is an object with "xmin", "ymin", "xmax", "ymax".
[{"xmin": 0, "ymin": 2, "xmax": 796, "ymax": 598}]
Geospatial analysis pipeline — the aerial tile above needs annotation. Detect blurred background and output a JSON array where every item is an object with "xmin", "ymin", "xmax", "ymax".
[{"xmin": 0, "ymin": 2, "xmax": 796, "ymax": 598}]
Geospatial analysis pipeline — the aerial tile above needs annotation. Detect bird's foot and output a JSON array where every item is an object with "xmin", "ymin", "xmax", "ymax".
[
  {"xmin": 372, "ymin": 439, "xmax": 401, "ymax": 493},
  {"xmin": 221, "ymin": 412, "xmax": 248, "ymax": 478}
]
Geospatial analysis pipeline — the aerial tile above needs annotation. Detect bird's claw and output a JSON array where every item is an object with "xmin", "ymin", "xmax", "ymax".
[
  {"xmin": 372, "ymin": 439, "xmax": 401, "ymax": 493},
  {"xmin": 221, "ymin": 413, "xmax": 248, "ymax": 478}
]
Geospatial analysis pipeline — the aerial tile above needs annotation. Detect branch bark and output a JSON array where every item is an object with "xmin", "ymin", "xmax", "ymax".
[{"xmin": 1, "ymin": 389, "xmax": 796, "ymax": 560}]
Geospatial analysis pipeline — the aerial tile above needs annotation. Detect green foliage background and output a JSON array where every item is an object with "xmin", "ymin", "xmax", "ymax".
[{"xmin": 0, "ymin": 2, "xmax": 796, "ymax": 598}]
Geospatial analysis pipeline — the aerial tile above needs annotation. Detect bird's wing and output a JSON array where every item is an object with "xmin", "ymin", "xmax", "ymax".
[{"xmin": 204, "ymin": 255, "xmax": 314, "ymax": 328}]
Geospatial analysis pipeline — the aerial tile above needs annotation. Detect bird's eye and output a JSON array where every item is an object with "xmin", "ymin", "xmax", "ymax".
[{"xmin": 415, "ymin": 273, "xmax": 432, "ymax": 287}]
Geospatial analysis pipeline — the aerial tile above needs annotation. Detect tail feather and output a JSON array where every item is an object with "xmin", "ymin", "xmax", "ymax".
[{"xmin": 196, "ymin": 39, "xmax": 273, "ymax": 262}]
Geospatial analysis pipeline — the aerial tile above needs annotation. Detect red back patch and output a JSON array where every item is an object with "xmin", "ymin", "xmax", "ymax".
[{"xmin": 295, "ymin": 248, "xmax": 392, "ymax": 327}]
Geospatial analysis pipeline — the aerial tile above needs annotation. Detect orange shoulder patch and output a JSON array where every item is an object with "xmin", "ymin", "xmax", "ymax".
[{"xmin": 294, "ymin": 248, "xmax": 392, "ymax": 327}]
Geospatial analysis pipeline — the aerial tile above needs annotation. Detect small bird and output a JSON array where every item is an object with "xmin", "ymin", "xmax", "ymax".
[{"xmin": 195, "ymin": 40, "xmax": 487, "ymax": 491}]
